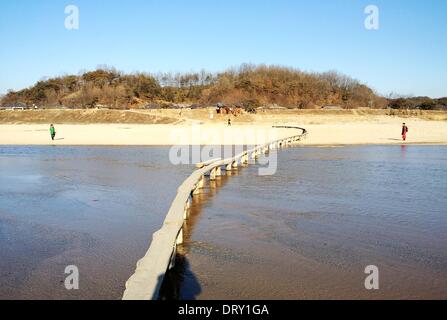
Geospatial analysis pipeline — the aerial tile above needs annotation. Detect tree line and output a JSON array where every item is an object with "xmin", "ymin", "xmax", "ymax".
[{"xmin": 1, "ymin": 64, "xmax": 445, "ymax": 110}]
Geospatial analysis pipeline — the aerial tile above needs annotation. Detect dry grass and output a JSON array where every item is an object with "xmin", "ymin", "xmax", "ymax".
[
  {"xmin": 1, "ymin": 108, "xmax": 446, "ymax": 125},
  {"xmin": 0, "ymin": 109, "xmax": 177, "ymax": 124}
]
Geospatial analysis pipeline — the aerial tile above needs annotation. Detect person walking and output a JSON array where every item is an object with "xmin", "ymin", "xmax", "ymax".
[
  {"xmin": 50, "ymin": 124, "xmax": 56, "ymax": 141},
  {"xmin": 401, "ymin": 123, "xmax": 409, "ymax": 141}
]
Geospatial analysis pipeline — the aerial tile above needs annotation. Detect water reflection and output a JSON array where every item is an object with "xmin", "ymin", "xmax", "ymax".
[
  {"xmin": 160, "ymin": 169, "xmax": 237, "ymax": 299},
  {"xmin": 401, "ymin": 144, "xmax": 407, "ymax": 159}
]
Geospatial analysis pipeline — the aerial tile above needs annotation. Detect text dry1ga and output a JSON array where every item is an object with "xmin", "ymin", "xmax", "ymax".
[{"xmin": 178, "ymin": 304, "xmax": 269, "ymax": 317}]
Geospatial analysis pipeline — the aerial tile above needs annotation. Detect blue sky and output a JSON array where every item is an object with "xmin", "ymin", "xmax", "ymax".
[{"xmin": 1, "ymin": 0, "xmax": 446, "ymax": 97}]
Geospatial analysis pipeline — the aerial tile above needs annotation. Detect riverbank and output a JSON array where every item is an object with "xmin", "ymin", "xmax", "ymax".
[
  {"xmin": 1, "ymin": 109, "xmax": 447, "ymax": 146},
  {"xmin": 1, "ymin": 121, "xmax": 446, "ymax": 146}
]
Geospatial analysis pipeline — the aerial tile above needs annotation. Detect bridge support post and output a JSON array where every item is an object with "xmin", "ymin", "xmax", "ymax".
[
  {"xmin": 242, "ymin": 153, "xmax": 248, "ymax": 164},
  {"xmin": 183, "ymin": 204, "xmax": 189, "ymax": 219},
  {"xmin": 169, "ymin": 243, "xmax": 177, "ymax": 269},
  {"xmin": 186, "ymin": 197, "xmax": 191, "ymax": 209},
  {"xmin": 210, "ymin": 167, "xmax": 217, "ymax": 180},
  {"xmin": 252, "ymin": 149, "xmax": 259, "ymax": 159},
  {"xmin": 176, "ymin": 228, "xmax": 183, "ymax": 245},
  {"xmin": 192, "ymin": 176, "xmax": 204, "ymax": 195},
  {"xmin": 198, "ymin": 175, "xmax": 205, "ymax": 188}
]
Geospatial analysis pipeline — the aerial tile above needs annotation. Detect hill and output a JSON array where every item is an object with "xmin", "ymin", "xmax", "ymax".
[{"xmin": 1, "ymin": 64, "xmax": 445, "ymax": 110}]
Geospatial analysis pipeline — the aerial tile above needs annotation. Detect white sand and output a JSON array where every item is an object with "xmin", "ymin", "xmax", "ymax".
[{"xmin": 0, "ymin": 118, "xmax": 446, "ymax": 146}]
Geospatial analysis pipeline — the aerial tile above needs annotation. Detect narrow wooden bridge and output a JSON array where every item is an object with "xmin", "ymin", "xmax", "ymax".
[{"xmin": 122, "ymin": 126, "xmax": 307, "ymax": 300}]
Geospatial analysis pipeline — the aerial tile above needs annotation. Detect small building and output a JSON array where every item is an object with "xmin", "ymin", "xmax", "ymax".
[{"xmin": 0, "ymin": 102, "xmax": 28, "ymax": 110}]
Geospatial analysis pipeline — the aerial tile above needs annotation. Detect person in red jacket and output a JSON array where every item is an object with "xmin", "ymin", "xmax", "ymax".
[{"xmin": 402, "ymin": 123, "xmax": 409, "ymax": 141}]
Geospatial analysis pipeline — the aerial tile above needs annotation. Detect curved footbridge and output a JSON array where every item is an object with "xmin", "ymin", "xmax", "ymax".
[{"xmin": 122, "ymin": 125, "xmax": 308, "ymax": 300}]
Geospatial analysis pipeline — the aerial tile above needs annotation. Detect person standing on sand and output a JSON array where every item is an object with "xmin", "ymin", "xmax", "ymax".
[
  {"xmin": 49, "ymin": 124, "xmax": 56, "ymax": 140},
  {"xmin": 402, "ymin": 123, "xmax": 409, "ymax": 141}
]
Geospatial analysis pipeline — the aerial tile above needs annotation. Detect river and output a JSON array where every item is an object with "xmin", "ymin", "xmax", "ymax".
[{"xmin": 1, "ymin": 145, "xmax": 446, "ymax": 299}]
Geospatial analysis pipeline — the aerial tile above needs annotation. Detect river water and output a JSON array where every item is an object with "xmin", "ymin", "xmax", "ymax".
[
  {"xmin": 1, "ymin": 145, "xmax": 446, "ymax": 299},
  {"xmin": 165, "ymin": 145, "xmax": 447, "ymax": 299},
  {"xmin": 0, "ymin": 146, "xmax": 192, "ymax": 299}
]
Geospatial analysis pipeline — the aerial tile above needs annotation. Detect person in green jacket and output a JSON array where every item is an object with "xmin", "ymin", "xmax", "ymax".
[{"xmin": 50, "ymin": 124, "xmax": 56, "ymax": 140}]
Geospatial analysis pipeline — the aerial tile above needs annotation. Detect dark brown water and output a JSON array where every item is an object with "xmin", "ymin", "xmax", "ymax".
[{"xmin": 167, "ymin": 145, "xmax": 447, "ymax": 299}]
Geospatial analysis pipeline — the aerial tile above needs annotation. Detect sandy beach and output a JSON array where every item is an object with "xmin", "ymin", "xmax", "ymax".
[{"xmin": 1, "ymin": 109, "xmax": 447, "ymax": 146}]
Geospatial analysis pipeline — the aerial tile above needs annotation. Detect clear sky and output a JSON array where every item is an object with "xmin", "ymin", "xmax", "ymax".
[{"xmin": 1, "ymin": 0, "xmax": 446, "ymax": 97}]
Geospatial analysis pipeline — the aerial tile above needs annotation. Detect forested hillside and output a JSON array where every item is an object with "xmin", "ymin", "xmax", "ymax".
[{"xmin": 1, "ymin": 64, "xmax": 445, "ymax": 110}]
